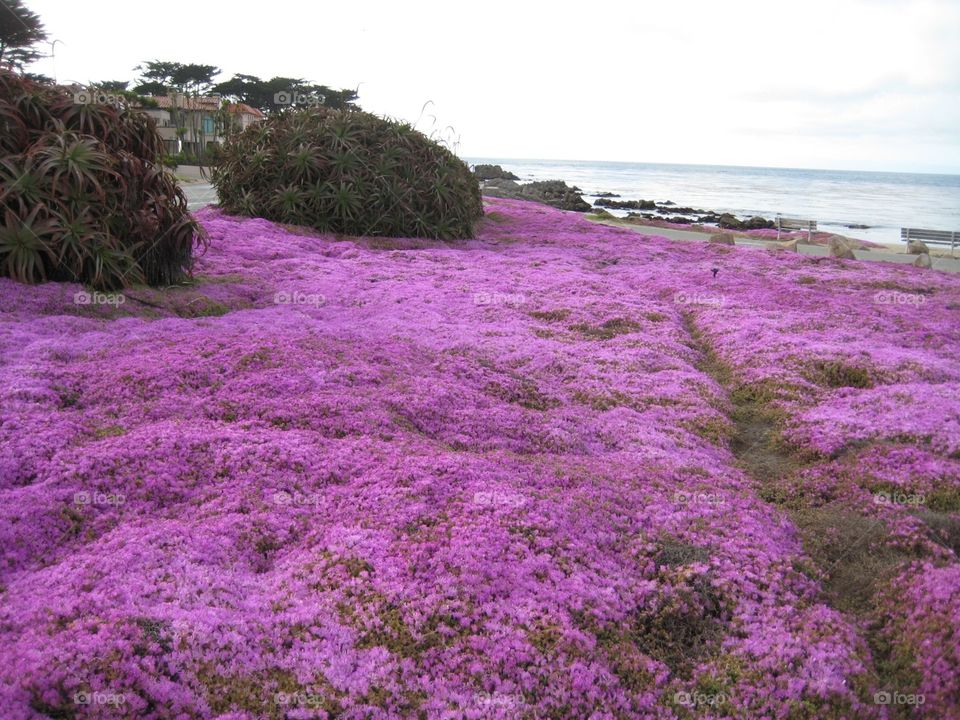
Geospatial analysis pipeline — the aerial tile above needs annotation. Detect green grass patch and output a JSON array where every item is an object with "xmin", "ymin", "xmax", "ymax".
[
  {"xmin": 530, "ymin": 308, "xmax": 571, "ymax": 322},
  {"xmin": 569, "ymin": 317, "xmax": 641, "ymax": 340},
  {"xmin": 484, "ymin": 380, "xmax": 558, "ymax": 411},
  {"xmin": 804, "ymin": 359, "xmax": 877, "ymax": 389},
  {"xmin": 92, "ymin": 425, "xmax": 126, "ymax": 439},
  {"xmin": 791, "ymin": 506, "xmax": 913, "ymax": 613}
]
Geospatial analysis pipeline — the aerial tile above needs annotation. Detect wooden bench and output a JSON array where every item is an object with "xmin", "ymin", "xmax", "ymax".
[
  {"xmin": 901, "ymin": 228, "xmax": 958, "ymax": 253},
  {"xmin": 776, "ymin": 216, "xmax": 816, "ymax": 242}
]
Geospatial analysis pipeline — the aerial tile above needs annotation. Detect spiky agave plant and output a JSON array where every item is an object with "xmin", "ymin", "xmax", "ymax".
[
  {"xmin": 212, "ymin": 107, "xmax": 482, "ymax": 240},
  {"xmin": 0, "ymin": 69, "xmax": 205, "ymax": 289}
]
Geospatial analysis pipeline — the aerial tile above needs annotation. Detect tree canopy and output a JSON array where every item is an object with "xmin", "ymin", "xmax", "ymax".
[
  {"xmin": 0, "ymin": 2, "xmax": 360, "ymax": 113},
  {"xmin": 95, "ymin": 80, "xmax": 130, "ymax": 92},
  {"xmin": 129, "ymin": 62, "xmax": 359, "ymax": 112},
  {"xmin": 0, "ymin": 0, "xmax": 47, "ymax": 69},
  {"xmin": 133, "ymin": 61, "xmax": 221, "ymax": 95},
  {"xmin": 213, "ymin": 74, "xmax": 358, "ymax": 112}
]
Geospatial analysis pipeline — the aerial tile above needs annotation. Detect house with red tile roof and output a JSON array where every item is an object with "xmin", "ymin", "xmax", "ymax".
[{"xmin": 134, "ymin": 93, "xmax": 265, "ymax": 159}]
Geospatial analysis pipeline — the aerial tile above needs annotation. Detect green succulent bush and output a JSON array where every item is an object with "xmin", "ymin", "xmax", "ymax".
[
  {"xmin": 0, "ymin": 69, "xmax": 205, "ymax": 289},
  {"xmin": 212, "ymin": 107, "xmax": 483, "ymax": 240}
]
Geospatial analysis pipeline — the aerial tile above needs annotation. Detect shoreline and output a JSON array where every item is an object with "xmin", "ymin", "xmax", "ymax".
[
  {"xmin": 474, "ymin": 166, "xmax": 957, "ymax": 258},
  {"xmin": 478, "ymin": 175, "xmax": 881, "ymax": 246},
  {"xmin": 578, "ymin": 211, "xmax": 960, "ymax": 273},
  {"xmin": 471, "ymin": 160, "xmax": 959, "ymax": 248},
  {"xmin": 584, "ymin": 212, "xmax": 960, "ymax": 257}
]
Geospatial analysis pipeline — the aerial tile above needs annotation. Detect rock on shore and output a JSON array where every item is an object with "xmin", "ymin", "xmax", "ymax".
[
  {"xmin": 769, "ymin": 238, "xmax": 799, "ymax": 252},
  {"xmin": 481, "ymin": 179, "xmax": 591, "ymax": 212},
  {"xmin": 829, "ymin": 235, "xmax": 858, "ymax": 259},
  {"xmin": 709, "ymin": 232, "xmax": 736, "ymax": 245},
  {"xmin": 594, "ymin": 198, "xmax": 658, "ymax": 210},
  {"xmin": 520, "ymin": 181, "xmax": 591, "ymax": 212},
  {"xmin": 592, "ymin": 198, "xmax": 777, "ymax": 230},
  {"xmin": 473, "ymin": 164, "xmax": 519, "ymax": 181},
  {"xmin": 712, "ymin": 213, "xmax": 775, "ymax": 231}
]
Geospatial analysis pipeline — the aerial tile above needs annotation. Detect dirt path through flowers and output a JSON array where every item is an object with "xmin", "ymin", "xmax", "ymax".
[{"xmin": 680, "ymin": 310, "xmax": 940, "ymax": 718}]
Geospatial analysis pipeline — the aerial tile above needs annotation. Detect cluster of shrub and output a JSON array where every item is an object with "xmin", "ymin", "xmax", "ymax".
[
  {"xmin": 161, "ymin": 146, "xmax": 223, "ymax": 168},
  {"xmin": 0, "ymin": 70, "xmax": 482, "ymax": 288},
  {"xmin": 212, "ymin": 107, "xmax": 482, "ymax": 240},
  {"xmin": 0, "ymin": 69, "xmax": 204, "ymax": 289}
]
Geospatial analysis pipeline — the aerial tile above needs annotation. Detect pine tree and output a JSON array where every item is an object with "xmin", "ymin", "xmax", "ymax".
[{"xmin": 0, "ymin": 0, "xmax": 47, "ymax": 70}]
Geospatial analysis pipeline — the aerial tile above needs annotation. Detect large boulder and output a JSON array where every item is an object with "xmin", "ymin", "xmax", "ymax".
[
  {"xmin": 717, "ymin": 213, "xmax": 744, "ymax": 230},
  {"xmin": 744, "ymin": 215, "xmax": 775, "ymax": 230},
  {"xmin": 769, "ymin": 238, "xmax": 798, "ymax": 252},
  {"xmin": 709, "ymin": 233, "xmax": 736, "ymax": 245},
  {"xmin": 914, "ymin": 253, "xmax": 932, "ymax": 269},
  {"xmin": 828, "ymin": 235, "xmax": 857, "ymax": 259},
  {"xmin": 907, "ymin": 238, "xmax": 930, "ymax": 255},
  {"xmin": 480, "ymin": 178, "xmax": 591, "ymax": 212},
  {"xmin": 594, "ymin": 198, "xmax": 657, "ymax": 210},
  {"xmin": 473, "ymin": 164, "xmax": 519, "ymax": 181},
  {"xmin": 519, "ymin": 180, "xmax": 591, "ymax": 212}
]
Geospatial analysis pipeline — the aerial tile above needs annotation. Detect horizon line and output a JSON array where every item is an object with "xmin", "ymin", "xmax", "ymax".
[{"xmin": 463, "ymin": 156, "xmax": 960, "ymax": 178}]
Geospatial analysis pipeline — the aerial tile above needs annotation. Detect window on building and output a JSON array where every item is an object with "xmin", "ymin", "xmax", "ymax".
[{"xmin": 202, "ymin": 117, "xmax": 215, "ymax": 134}]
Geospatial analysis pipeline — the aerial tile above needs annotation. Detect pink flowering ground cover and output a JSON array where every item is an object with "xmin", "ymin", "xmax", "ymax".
[{"xmin": 1, "ymin": 197, "xmax": 958, "ymax": 719}]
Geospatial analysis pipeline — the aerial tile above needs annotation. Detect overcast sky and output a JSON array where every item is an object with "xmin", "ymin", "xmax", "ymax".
[{"xmin": 23, "ymin": 0, "xmax": 960, "ymax": 174}]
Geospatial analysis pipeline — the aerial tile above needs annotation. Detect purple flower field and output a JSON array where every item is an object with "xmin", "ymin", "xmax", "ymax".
[{"xmin": 1, "ymin": 197, "xmax": 958, "ymax": 719}]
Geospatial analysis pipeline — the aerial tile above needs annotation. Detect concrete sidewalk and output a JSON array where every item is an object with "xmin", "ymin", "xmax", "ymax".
[
  {"xmin": 593, "ymin": 219, "xmax": 960, "ymax": 274},
  {"xmin": 182, "ymin": 182, "xmax": 217, "ymax": 211},
  {"xmin": 174, "ymin": 165, "xmax": 211, "ymax": 182}
]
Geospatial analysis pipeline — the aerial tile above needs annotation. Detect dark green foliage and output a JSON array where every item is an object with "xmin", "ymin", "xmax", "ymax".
[
  {"xmin": 0, "ymin": 0, "xmax": 47, "ymax": 69},
  {"xmin": 95, "ymin": 80, "xmax": 130, "ymax": 92},
  {"xmin": 623, "ymin": 575, "xmax": 725, "ymax": 677},
  {"xmin": 162, "ymin": 151, "xmax": 201, "ymax": 168},
  {"xmin": 213, "ymin": 74, "xmax": 359, "ymax": 113},
  {"xmin": 569, "ymin": 317, "xmax": 642, "ymax": 340},
  {"xmin": 134, "ymin": 60, "xmax": 220, "ymax": 95},
  {"xmin": 212, "ymin": 107, "xmax": 482, "ymax": 240},
  {"xmin": 805, "ymin": 359, "xmax": 876, "ymax": 389},
  {"xmin": 654, "ymin": 537, "xmax": 712, "ymax": 568},
  {"xmin": 0, "ymin": 69, "xmax": 205, "ymax": 288}
]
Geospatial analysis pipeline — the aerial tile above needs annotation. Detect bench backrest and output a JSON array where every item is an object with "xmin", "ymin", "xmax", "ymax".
[
  {"xmin": 777, "ymin": 217, "xmax": 817, "ymax": 231},
  {"xmin": 901, "ymin": 228, "xmax": 958, "ymax": 246}
]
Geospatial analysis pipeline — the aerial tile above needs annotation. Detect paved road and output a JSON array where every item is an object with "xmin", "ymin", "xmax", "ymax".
[
  {"xmin": 593, "ymin": 219, "xmax": 960, "ymax": 274},
  {"xmin": 182, "ymin": 182, "xmax": 217, "ymax": 211}
]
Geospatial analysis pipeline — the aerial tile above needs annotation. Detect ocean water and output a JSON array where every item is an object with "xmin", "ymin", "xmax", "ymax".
[{"xmin": 467, "ymin": 158, "xmax": 960, "ymax": 246}]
